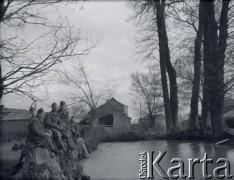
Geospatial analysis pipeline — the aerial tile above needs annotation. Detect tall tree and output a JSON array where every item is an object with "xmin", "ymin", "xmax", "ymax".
[
  {"xmin": 188, "ymin": 2, "xmax": 203, "ymax": 130},
  {"xmin": 154, "ymin": 0, "xmax": 175, "ymax": 132},
  {"xmin": 129, "ymin": 0, "xmax": 181, "ymax": 133},
  {"xmin": 202, "ymin": 0, "xmax": 230, "ymax": 139}
]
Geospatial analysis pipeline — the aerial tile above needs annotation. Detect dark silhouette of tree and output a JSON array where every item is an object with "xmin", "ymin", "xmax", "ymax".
[
  {"xmin": 128, "ymin": 0, "xmax": 183, "ymax": 133},
  {"xmin": 202, "ymin": 0, "xmax": 230, "ymax": 139},
  {"xmin": 188, "ymin": 2, "xmax": 203, "ymax": 131}
]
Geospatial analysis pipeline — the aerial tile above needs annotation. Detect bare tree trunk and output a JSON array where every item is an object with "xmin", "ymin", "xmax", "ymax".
[
  {"xmin": 158, "ymin": 1, "xmax": 178, "ymax": 128},
  {"xmin": 149, "ymin": 113, "xmax": 155, "ymax": 127},
  {"xmin": 89, "ymin": 109, "xmax": 96, "ymax": 127},
  {"xmin": 202, "ymin": 0, "xmax": 229, "ymax": 139},
  {"xmin": 201, "ymin": 86, "xmax": 210, "ymax": 131},
  {"xmin": 0, "ymin": 65, "xmax": 3, "ymax": 103},
  {"xmin": 0, "ymin": 0, "xmax": 3, "ymax": 103},
  {"xmin": 165, "ymin": 40, "xmax": 178, "ymax": 128},
  {"xmin": 202, "ymin": 0, "xmax": 218, "ymax": 138},
  {"xmin": 0, "ymin": 0, "xmax": 4, "ymax": 22},
  {"xmin": 188, "ymin": 2, "xmax": 203, "ymax": 130},
  {"xmin": 216, "ymin": 0, "xmax": 230, "ymax": 137},
  {"xmin": 155, "ymin": 1, "xmax": 174, "ymax": 133}
]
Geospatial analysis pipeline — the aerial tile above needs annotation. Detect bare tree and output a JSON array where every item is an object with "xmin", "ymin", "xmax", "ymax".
[
  {"xmin": 128, "ymin": 0, "xmax": 183, "ymax": 133},
  {"xmin": 56, "ymin": 61, "xmax": 115, "ymax": 125},
  {"xmin": 168, "ymin": 1, "xmax": 234, "ymax": 133},
  {"xmin": 202, "ymin": 0, "xmax": 231, "ymax": 139},
  {"xmin": 69, "ymin": 104, "xmax": 87, "ymax": 120},
  {"xmin": 168, "ymin": 1, "xmax": 202, "ymax": 131},
  {"xmin": 2, "ymin": 25, "xmax": 95, "ymax": 100},
  {"xmin": 0, "ymin": 0, "xmax": 94, "ymax": 103},
  {"xmin": 130, "ymin": 67, "xmax": 163, "ymax": 126}
]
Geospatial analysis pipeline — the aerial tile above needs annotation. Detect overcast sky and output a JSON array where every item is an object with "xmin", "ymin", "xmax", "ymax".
[{"xmin": 3, "ymin": 1, "xmax": 145, "ymax": 121}]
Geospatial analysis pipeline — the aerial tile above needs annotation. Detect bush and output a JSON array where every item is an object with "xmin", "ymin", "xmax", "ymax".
[
  {"xmin": 11, "ymin": 143, "xmax": 18, "ymax": 151},
  {"xmin": 102, "ymin": 132, "xmax": 146, "ymax": 142},
  {"xmin": 165, "ymin": 129, "xmax": 214, "ymax": 141}
]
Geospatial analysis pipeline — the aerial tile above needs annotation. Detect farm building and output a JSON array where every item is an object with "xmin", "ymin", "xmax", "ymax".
[
  {"xmin": 79, "ymin": 98, "xmax": 132, "ymax": 131},
  {"xmin": 0, "ymin": 105, "xmax": 32, "ymax": 142}
]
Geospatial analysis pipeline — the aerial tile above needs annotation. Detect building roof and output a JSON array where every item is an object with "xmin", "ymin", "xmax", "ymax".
[
  {"xmin": 1, "ymin": 108, "xmax": 32, "ymax": 121},
  {"xmin": 94, "ymin": 97, "xmax": 126, "ymax": 112},
  {"xmin": 78, "ymin": 97, "xmax": 129, "ymax": 125}
]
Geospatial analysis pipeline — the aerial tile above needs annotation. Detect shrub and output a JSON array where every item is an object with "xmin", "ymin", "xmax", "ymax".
[
  {"xmin": 102, "ymin": 132, "xmax": 146, "ymax": 142},
  {"xmin": 12, "ymin": 143, "xmax": 18, "ymax": 151}
]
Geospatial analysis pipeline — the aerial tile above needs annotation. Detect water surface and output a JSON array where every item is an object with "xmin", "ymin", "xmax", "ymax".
[{"xmin": 82, "ymin": 140, "xmax": 234, "ymax": 179}]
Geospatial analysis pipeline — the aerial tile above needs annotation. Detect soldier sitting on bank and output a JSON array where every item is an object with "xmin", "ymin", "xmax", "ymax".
[
  {"xmin": 12, "ymin": 108, "xmax": 61, "ymax": 175},
  {"xmin": 44, "ymin": 103, "xmax": 66, "ymax": 151},
  {"xmin": 26, "ymin": 108, "xmax": 61, "ymax": 154},
  {"xmin": 57, "ymin": 101, "xmax": 69, "ymax": 122},
  {"xmin": 57, "ymin": 101, "xmax": 76, "ymax": 150},
  {"xmin": 70, "ymin": 116, "xmax": 90, "ymax": 158}
]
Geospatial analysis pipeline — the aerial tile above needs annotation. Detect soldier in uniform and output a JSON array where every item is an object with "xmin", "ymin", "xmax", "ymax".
[
  {"xmin": 14, "ymin": 107, "xmax": 40, "ymax": 168},
  {"xmin": 57, "ymin": 101, "xmax": 69, "ymax": 122},
  {"xmin": 27, "ymin": 108, "xmax": 60, "ymax": 153},
  {"xmin": 70, "ymin": 116, "xmax": 90, "ymax": 158},
  {"xmin": 44, "ymin": 103, "xmax": 66, "ymax": 151},
  {"xmin": 57, "ymin": 101, "xmax": 76, "ymax": 150},
  {"xmin": 12, "ymin": 108, "xmax": 61, "ymax": 175}
]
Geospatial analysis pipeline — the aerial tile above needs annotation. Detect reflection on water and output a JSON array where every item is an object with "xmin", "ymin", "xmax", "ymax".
[{"xmin": 82, "ymin": 140, "xmax": 234, "ymax": 179}]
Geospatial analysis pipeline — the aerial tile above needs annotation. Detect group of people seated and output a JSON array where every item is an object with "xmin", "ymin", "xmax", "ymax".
[{"xmin": 16, "ymin": 101, "xmax": 89, "ymax": 167}]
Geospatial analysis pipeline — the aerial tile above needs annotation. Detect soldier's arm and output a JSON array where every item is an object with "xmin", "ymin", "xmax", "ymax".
[
  {"xmin": 29, "ymin": 120, "xmax": 47, "ymax": 137},
  {"xmin": 44, "ymin": 114, "xmax": 60, "ymax": 129}
]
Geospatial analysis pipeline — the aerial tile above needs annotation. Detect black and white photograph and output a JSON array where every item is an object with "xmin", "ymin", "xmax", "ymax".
[{"xmin": 1, "ymin": 0, "xmax": 234, "ymax": 179}]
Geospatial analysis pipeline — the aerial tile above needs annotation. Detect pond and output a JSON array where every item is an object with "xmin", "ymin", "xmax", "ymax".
[{"xmin": 82, "ymin": 140, "xmax": 234, "ymax": 179}]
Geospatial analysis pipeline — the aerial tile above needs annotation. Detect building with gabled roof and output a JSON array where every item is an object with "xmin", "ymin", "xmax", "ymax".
[{"xmin": 79, "ymin": 98, "xmax": 131, "ymax": 130}]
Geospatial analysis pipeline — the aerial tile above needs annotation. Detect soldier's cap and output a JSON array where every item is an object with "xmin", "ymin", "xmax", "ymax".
[
  {"xmin": 51, "ymin": 102, "xmax": 57, "ymax": 107},
  {"xmin": 60, "ymin": 101, "xmax": 66, "ymax": 106},
  {"xmin": 37, "ymin": 108, "xmax": 44, "ymax": 114}
]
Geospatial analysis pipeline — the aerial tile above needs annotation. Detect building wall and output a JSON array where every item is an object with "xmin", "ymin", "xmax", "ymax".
[
  {"xmin": 94, "ymin": 100, "xmax": 126, "ymax": 120},
  {"xmin": 113, "ymin": 113, "xmax": 131, "ymax": 128},
  {"xmin": 0, "ymin": 120, "xmax": 29, "ymax": 141},
  {"xmin": 91, "ymin": 99, "xmax": 131, "ymax": 128}
]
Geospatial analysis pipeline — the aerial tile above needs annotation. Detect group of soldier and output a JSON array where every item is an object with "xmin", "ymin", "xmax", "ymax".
[{"xmin": 17, "ymin": 101, "xmax": 89, "ymax": 167}]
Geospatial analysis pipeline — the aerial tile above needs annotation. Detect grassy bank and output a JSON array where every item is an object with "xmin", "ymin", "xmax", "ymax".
[{"xmin": 93, "ymin": 127, "xmax": 230, "ymax": 143}]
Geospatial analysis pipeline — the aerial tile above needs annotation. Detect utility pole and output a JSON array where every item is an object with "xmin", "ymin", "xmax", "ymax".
[{"xmin": 140, "ymin": 101, "xmax": 142, "ymax": 118}]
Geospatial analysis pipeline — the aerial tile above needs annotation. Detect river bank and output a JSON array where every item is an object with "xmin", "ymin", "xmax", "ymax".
[
  {"xmin": 99, "ymin": 128, "xmax": 233, "ymax": 144},
  {"xmin": 0, "ymin": 136, "xmax": 97, "ymax": 179},
  {"xmin": 100, "ymin": 130, "xmax": 217, "ymax": 143}
]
